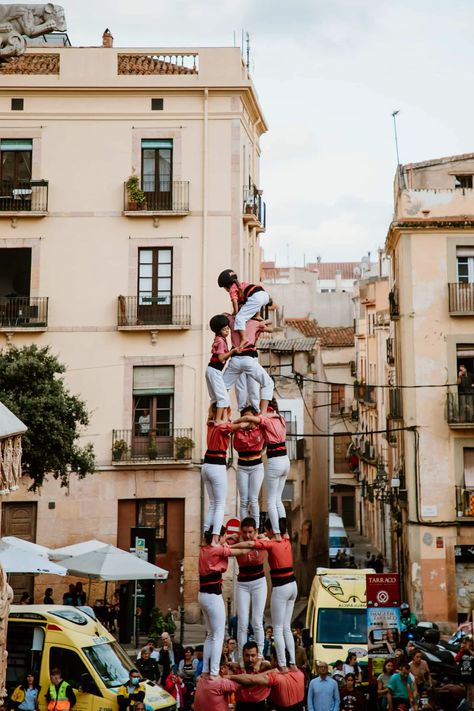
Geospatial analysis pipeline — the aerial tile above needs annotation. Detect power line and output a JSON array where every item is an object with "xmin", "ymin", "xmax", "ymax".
[{"xmin": 264, "ymin": 367, "xmax": 457, "ymax": 390}]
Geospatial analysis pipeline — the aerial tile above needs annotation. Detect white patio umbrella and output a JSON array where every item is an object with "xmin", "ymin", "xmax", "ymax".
[
  {"xmin": 51, "ymin": 539, "xmax": 108, "ymax": 561},
  {"xmin": 0, "ymin": 541, "xmax": 67, "ymax": 575},
  {"xmin": 58, "ymin": 544, "xmax": 168, "ymax": 581},
  {"xmin": 2, "ymin": 536, "xmax": 51, "ymax": 558}
]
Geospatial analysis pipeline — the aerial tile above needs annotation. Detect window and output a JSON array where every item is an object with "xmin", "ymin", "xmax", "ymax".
[
  {"xmin": 463, "ymin": 448, "xmax": 474, "ymax": 490},
  {"xmin": 133, "ymin": 366, "xmax": 174, "ymax": 444},
  {"xmin": 138, "ymin": 247, "xmax": 172, "ymax": 308},
  {"xmin": 0, "ymin": 139, "xmax": 32, "ymax": 183},
  {"xmin": 331, "ymin": 384, "xmax": 345, "ymax": 414},
  {"xmin": 457, "ymin": 247, "xmax": 474, "ymax": 283},
  {"xmin": 455, "ymin": 175, "xmax": 473, "ymax": 189},
  {"xmin": 49, "ymin": 647, "xmax": 101, "ymax": 696},
  {"xmin": 138, "ymin": 499, "xmax": 167, "ymax": 553},
  {"xmin": 317, "ymin": 608, "xmax": 367, "ymax": 644},
  {"xmin": 83, "ymin": 642, "xmax": 132, "ymax": 689},
  {"xmin": 151, "ymin": 98, "xmax": 164, "ymax": 110},
  {"xmin": 333, "ymin": 435, "xmax": 351, "ymax": 474},
  {"xmin": 141, "ymin": 139, "xmax": 173, "ymax": 210},
  {"xmin": 11, "ymin": 99, "xmax": 24, "ymax": 111}
]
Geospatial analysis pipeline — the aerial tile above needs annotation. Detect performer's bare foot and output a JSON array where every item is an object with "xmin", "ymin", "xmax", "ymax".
[
  {"xmin": 278, "ymin": 665, "xmax": 289, "ymax": 673},
  {"xmin": 289, "ymin": 664, "xmax": 298, "ymax": 672},
  {"xmin": 274, "ymin": 533, "xmax": 282, "ymax": 542},
  {"xmin": 201, "ymin": 672, "xmax": 210, "ymax": 679}
]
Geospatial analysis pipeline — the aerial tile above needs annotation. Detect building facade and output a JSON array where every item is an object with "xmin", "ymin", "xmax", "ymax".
[
  {"xmin": 0, "ymin": 38, "xmax": 267, "ymax": 611},
  {"xmin": 386, "ymin": 153, "xmax": 474, "ymax": 625}
]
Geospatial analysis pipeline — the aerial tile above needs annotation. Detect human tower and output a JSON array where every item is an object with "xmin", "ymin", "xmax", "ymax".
[{"xmin": 197, "ymin": 269, "xmax": 298, "ymax": 679}]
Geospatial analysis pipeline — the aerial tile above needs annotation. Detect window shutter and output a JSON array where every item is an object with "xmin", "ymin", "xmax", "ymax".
[
  {"xmin": 133, "ymin": 366, "xmax": 174, "ymax": 395},
  {"xmin": 456, "ymin": 247, "xmax": 474, "ymax": 257},
  {"xmin": 141, "ymin": 139, "xmax": 173, "ymax": 149},
  {"xmin": 0, "ymin": 139, "xmax": 32, "ymax": 151},
  {"xmin": 463, "ymin": 447, "xmax": 474, "ymax": 488}
]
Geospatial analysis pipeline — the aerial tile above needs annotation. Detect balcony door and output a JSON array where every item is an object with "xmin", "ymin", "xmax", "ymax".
[
  {"xmin": 132, "ymin": 366, "xmax": 174, "ymax": 458},
  {"xmin": 137, "ymin": 248, "xmax": 172, "ymax": 325},
  {"xmin": 141, "ymin": 139, "xmax": 173, "ymax": 210},
  {"xmin": 457, "ymin": 247, "xmax": 474, "ymax": 283},
  {"xmin": 0, "ymin": 139, "xmax": 32, "ymax": 183}
]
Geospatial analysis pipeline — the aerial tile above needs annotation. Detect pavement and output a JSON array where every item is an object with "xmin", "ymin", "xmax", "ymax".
[{"xmin": 124, "ymin": 530, "xmax": 381, "ymax": 655}]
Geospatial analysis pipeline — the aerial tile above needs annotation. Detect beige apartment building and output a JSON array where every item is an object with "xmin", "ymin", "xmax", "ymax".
[
  {"xmin": 386, "ymin": 153, "xmax": 474, "ymax": 624},
  {"xmin": 0, "ymin": 37, "xmax": 267, "ymax": 611}
]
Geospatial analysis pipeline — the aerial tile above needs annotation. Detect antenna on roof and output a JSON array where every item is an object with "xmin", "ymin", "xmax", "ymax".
[
  {"xmin": 391, "ymin": 110, "xmax": 401, "ymax": 167},
  {"xmin": 246, "ymin": 31, "xmax": 250, "ymax": 70}
]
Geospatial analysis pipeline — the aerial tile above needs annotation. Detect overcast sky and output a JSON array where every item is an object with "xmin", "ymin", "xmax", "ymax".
[{"xmin": 65, "ymin": 0, "xmax": 473, "ymax": 265}]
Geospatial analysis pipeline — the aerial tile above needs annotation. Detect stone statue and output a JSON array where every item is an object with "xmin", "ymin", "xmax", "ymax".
[
  {"xmin": 0, "ymin": 4, "xmax": 66, "ymax": 58},
  {"xmin": 0, "ymin": 565, "xmax": 13, "ymax": 706}
]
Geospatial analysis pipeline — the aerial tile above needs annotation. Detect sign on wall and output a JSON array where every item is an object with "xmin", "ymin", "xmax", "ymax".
[{"xmin": 367, "ymin": 573, "xmax": 401, "ymax": 658}]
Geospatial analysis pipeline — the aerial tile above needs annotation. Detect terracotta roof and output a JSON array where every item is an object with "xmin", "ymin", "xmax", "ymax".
[
  {"xmin": 285, "ymin": 319, "xmax": 355, "ymax": 348},
  {"xmin": 402, "ymin": 152, "xmax": 474, "ymax": 171},
  {"xmin": 258, "ymin": 337, "xmax": 317, "ymax": 352},
  {"xmin": 304, "ymin": 262, "xmax": 360, "ymax": 279}
]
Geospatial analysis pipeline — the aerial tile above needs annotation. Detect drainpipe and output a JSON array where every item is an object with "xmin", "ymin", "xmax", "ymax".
[{"xmin": 200, "ymin": 88, "xmax": 209, "ymax": 535}]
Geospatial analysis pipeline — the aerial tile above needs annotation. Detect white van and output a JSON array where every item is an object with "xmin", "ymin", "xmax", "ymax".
[{"xmin": 329, "ymin": 514, "xmax": 351, "ymax": 562}]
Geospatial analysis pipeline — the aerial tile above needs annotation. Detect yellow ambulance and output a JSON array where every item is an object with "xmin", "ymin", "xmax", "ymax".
[
  {"xmin": 306, "ymin": 568, "xmax": 374, "ymax": 674},
  {"xmin": 6, "ymin": 606, "xmax": 176, "ymax": 711}
]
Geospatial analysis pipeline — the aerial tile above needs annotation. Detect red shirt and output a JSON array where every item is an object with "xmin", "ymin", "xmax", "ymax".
[
  {"xmin": 267, "ymin": 669, "xmax": 305, "ymax": 706},
  {"xmin": 236, "ymin": 548, "xmax": 265, "ymax": 582},
  {"xmin": 211, "ymin": 335, "xmax": 228, "ymax": 355},
  {"xmin": 258, "ymin": 415, "xmax": 286, "ymax": 444},
  {"xmin": 254, "ymin": 538, "xmax": 294, "ymax": 586},
  {"xmin": 194, "ymin": 677, "xmax": 238, "ymax": 711},
  {"xmin": 233, "ymin": 426, "xmax": 264, "ymax": 453},
  {"xmin": 205, "ymin": 422, "xmax": 233, "ymax": 464},
  {"xmin": 234, "ymin": 669, "xmax": 270, "ymax": 703},
  {"xmin": 198, "ymin": 544, "xmax": 232, "ymax": 577},
  {"xmin": 229, "ymin": 317, "xmax": 265, "ymax": 348},
  {"xmin": 229, "ymin": 281, "xmax": 249, "ymax": 302}
]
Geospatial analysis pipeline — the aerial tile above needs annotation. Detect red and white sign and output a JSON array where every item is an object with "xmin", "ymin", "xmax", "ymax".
[
  {"xmin": 226, "ymin": 517, "xmax": 241, "ymax": 537},
  {"xmin": 366, "ymin": 573, "xmax": 400, "ymax": 608}
]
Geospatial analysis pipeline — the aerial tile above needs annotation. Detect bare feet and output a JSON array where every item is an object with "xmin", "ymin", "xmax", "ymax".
[
  {"xmin": 289, "ymin": 664, "xmax": 298, "ymax": 672},
  {"xmin": 274, "ymin": 533, "xmax": 282, "ymax": 542},
  {"xmin": 278, "ymin": 665, "xmax": 289, "ymax": 673}
]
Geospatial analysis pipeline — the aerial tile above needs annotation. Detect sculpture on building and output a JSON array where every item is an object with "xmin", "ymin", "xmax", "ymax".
[{"xmin": 0, "ymin": 4, "xmax": 66, "ymax": 58}]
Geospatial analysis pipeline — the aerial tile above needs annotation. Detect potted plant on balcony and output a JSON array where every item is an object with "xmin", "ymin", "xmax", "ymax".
[
  {"xmin": 126, "ymin": 173, "xmax": 146, "ymax": 210},
  {"xmin": 174, "ymin": 435, "xmax": 194, "ymax": 460},
  {"xmin": 148, "ymin": 432, "xmax": 158, "ymax": 460},
  {"xmin": 112, "ymin": 439, "xmax": 128, "ymax": 462}
]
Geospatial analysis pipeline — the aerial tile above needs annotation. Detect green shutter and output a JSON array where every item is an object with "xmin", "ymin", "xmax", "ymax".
[
  {"xmin": 133, "ymin": 366, "xmax": 174, "ymax": 395},
  {"xmin": 141, "ymin": 139, "xmax": 173, "ymax": 150},
  {"xmin": 0, "ymin": 139, "xmax": 32, "ymax": 151}
]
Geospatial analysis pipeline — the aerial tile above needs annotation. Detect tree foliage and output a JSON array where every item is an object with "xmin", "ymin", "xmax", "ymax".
[{"xmin": 0, "ymin": 345, "xmax": 95, "ymax": 490}]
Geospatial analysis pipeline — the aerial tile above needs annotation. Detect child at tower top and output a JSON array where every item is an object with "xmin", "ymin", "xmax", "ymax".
[{"xmin": 217, "ymin": 269, "xmax": 270, "ymax": 345}]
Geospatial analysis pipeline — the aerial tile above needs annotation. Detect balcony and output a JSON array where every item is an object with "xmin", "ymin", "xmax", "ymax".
[
  {"xmin": 448, "ymin": 283, "xmax": 474, "ymax": 314},
  {"xmin": 388, "ymin": 388, "xmax": 403, "ymax": 419},
  {"xmin": 123, "ymin": 181, "xmax": 189, "ymax": 216},
  {"xmin": 387, "ymin": 337, "xmax": 395, "ymax": 365},
  {"xmin": 0, "ymin": 297, "xmax": 48, "ymax": 329},
  {"xmin": 355, "ymin": 383, "xmax": 376, "ymax": 406},
  {"xmin": 447, "ymin": 389, "xmax": 474, "ymax": 428},
  {"xmin": 456, "ymin": 486, "xmax": 474, "ymax": 518},
  {"xmin": 112, "ymin": 427, "xmax": 194, "ymax": 464},
  {"xmin": 243, "ymin": 186, "xmax": 266, "ymax": 232},
  {"xmin": 117, "ymin": 295, "xmax": 191, "ymax": 330},
  {"xmin": 0, "ymin": 180, "xmax": 48, "ymax": 215}
]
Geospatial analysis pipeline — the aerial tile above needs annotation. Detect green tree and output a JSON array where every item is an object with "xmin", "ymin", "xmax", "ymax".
[{"xmin": 0, "ymin": 344, "xmax": 95, "ymax": 490}]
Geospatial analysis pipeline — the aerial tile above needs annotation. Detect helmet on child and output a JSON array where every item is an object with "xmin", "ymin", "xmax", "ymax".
[
  {"xmin": 209, "ymin": 314, "xmax": 230, "ymax": 334},
  {"xmin": 217, "ymin": 269, "xmax": 238, "ymax": 288}
]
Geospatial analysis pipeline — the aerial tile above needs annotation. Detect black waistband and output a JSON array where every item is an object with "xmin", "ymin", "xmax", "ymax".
[
  {"xmin": 199, "ymin": 584, "xmax": 222, "ymax": 595},
  {"xmin": 243, "ymin": 284, "xmax": 264, "ymax": 298},
  {"xmin": 204, "ymin": 449, "xmax": 226, "ymax": 465},
  {"xmin": 267, "ymin": 442, "xmax": 286, "ymax": 450},
  {"xmin": 208, "ymin": 360, "xmax": 224, "ymax": 371},
  {"xmin": 238, "ymin": 455, "xmax": 263, "ymax": 466},
  {"xmin": 237, "ymin": 564, "xmax": 265, "ymax": 582},
  {"xmin": 239, "ymin": 564, "xmax": 264, "ymax": 575},
  {"xmin": 271, "ymin": 574, "xmax": 296, "ymax": 587},
  {"xmin": 266, "ymin": 442, "xmax": 287, "ymax": 458},
  {"xmin": 199, "ymin": 571, "xmax": 222, "ymax": 584},
  {"xmin": 232, "ymin": 350, "xmax": 258, "ymax": 358}
]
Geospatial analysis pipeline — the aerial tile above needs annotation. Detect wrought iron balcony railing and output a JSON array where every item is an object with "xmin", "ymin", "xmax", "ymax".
[
  {"xmin": 0, "ymin": 297, "xmax": 48, "ymax": 328},
  {"xmin": 456, "ymin": 486, "xmax": 474, "ymax": 518},
  {"xmin": 448, "ymin": 282, "xmax": 474, "ymax": 314},
  {"xmin": 388, "ymin": 387, "xmax": 403, "ymax": 419},
  {"xmin": 243, "ymin": 186, "xmax": 266, "ymax": 228},
  {"xmin": 123, "ymin": 181, "xmax": 189, "ymax": 213},
  {"xmin": 117, "ymin": 295, "xmax": 191, "ymax": 328},
  {"xmin": 0, "ymin": 180, "xmax": 48, "ymax": 212},
  {"xmin": 447, "ymin": 388, "xmax": 474, "ymax": 426},
  {"xmin": 112, "ymin": 427, "xmax": 194, "ymax": 463}
]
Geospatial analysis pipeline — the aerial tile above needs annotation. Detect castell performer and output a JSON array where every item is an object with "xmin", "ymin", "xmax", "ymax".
[
  {"xmin": 198, "ymin": 530, "xmax": 243, "ymax": 679},
  {"xmin": 202, "ymin": 405, "xmax": 248, "ymax": 545},
  {"xmin": 233, "ymin": 407, "xmax": 265, "ymax": 522},
  {"xmin": 217, "ymin": 269, "xmax": 270, "ymax": 346},
  {"xmin": 234, "ymin": 517, "xmax": 267, "ymax": 662},
  {"xmin": 206, "ymin": 314, "xmax": 241, "ymax": 423},
  {"xmin": 222, "ymin": 315, "xmax": 274, "ymax": 415},
  {"xmin": 236, "ymin": 399, "xmax": 290, "ymax": 538},
  {"xmin": 231, "ymin": 518, "xmax": 297, "ymax": 671}
]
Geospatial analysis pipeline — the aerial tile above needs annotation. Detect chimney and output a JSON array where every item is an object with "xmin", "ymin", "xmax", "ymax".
[{"xmin": 102, "ymin": 28, "xmax": 113, "ymax": 48}]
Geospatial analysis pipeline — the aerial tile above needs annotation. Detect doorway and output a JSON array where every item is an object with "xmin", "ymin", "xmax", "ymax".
[{"xmin": 1, "ymin": 502, "xmax": 37, "ymax": 601}]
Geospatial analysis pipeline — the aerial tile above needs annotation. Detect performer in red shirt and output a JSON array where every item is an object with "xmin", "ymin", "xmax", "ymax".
[
  {"xmin": 235, "ymin": 517, "xmax": 267, "ymax": 661},
  {"xmin": 199, "ymin": 532, "xmax": 243, "ymax": 678},
  {"xmin": 233, "ymin": 641, "xmax": 270, "ymax": 711},
  {"xmin": 231, "ymin": 653, "xmax": 305, "ymax": 711},
  {"xmin": 205, "ymin": 314, "xmax": 240, "ymax": 424},
  {"xmin": 233, "ymin": 408, "xmax": 265, "ymax": 522},
  {"xmin": 231, "ymin": 519, "xmax": 297, "ymax": 670},
  {"xmin": 202, "ymin": 406, "xmax": 248, "ymax": 545},
  {"xmin": 194, "ymin": 674, "xmax": 238, "ymax": 711}
]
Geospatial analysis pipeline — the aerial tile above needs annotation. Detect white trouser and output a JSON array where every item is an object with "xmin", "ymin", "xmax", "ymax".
[
  {"xmin": 205, "ymin": 366, "xmax": 230, "ymax": 408},
  {"xmin": 271, "ymin": 581, "xmax": 297, "ymax": 667},
  {"xmin": 201, "ymin": 463, "xmax": 227, "ymax": 535},
  {"xmin": 234, "ymin": 291, "xmax": 270, "ymax": 331},
  {"xmin": 236, "ymin": 576, "xmax": 267, "ymax": 660},
  {"xmin": 237, "ymin": 463, "xmax": 264, "ymax": 521},
  {"xmin": 235, "ymin": 373, "xmax": 260, "ymax": 411},
  {"xmin": 198, "ymin": 591, "xmax": 226, "ymax": 676},
  {"xmin": 265, "ymin": 455, "xmax": 290, "ymax": 533},
  {"xmin": 223, "ymin": 356, "xmax": 273, "ymax": 402}
]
